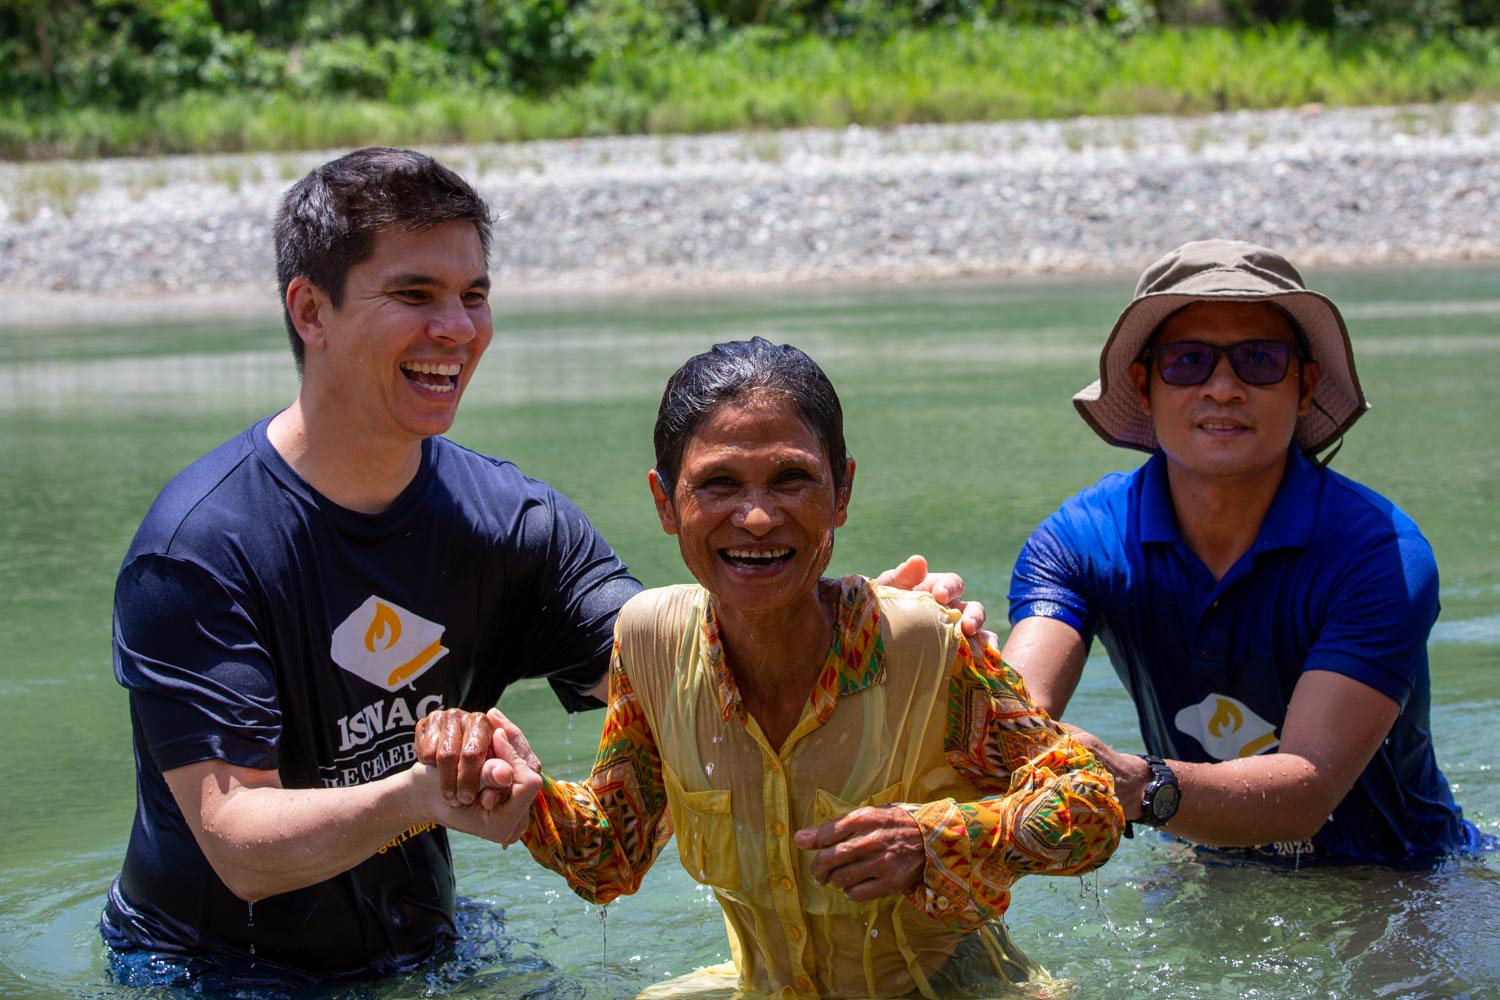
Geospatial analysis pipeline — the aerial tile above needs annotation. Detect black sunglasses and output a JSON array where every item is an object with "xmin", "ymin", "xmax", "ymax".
[{"xmin": 1141, "ymin": 339, "xmax": 1305, "ymax": 387}]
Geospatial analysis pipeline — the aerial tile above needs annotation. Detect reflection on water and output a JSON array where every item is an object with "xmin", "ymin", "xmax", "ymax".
[{"xmin": 0, "ymin": 268, "xmax": 1495, "ymax": 999}]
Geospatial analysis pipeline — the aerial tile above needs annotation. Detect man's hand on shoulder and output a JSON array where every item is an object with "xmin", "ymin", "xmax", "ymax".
[{"xmin": 874, "ymin": 553, "xmax": 987, "ymax": 637}]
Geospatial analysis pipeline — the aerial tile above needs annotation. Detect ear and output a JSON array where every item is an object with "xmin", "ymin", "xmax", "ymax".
[
  {"xmin": 833, "ymin": 457, "xmax": 855, "ymax": 529},
  {"xmin": 648, "ymin": 470, "xmax": 679, "ymax": 536},
  {"xmin": 1297, "ymin": 360, "xmax": 1322, "ymax": 415},
  {"xmin": 1128, "ymin": 360, "xmax": 1152, "ymax": 416},
  {"xmin": 285, "ymin": 276, "xmax": 331, "ymax": 352}
]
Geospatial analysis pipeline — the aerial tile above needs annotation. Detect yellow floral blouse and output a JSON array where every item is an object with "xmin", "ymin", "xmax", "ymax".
[{"xmin": 523, "ymin": 576, "xmax": 1122, "ymax": 998}]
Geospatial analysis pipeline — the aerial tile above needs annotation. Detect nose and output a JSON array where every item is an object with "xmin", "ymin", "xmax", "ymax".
[
  {"xmin": 1200, "ymin": 352, "xmax": 1247, "ymax": 402},
  {"xmin": 428, "ymin": 294, "xmax": 480, "ymax": 344},
  {"xmin": 733, "ymin": 489, "xmax": 782, "ymax": 535}
]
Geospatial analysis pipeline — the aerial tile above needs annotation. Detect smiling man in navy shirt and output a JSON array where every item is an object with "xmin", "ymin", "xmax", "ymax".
[{"xmin": 1004, "ymin": 240, "xmax": 1480, "ymax": 864}]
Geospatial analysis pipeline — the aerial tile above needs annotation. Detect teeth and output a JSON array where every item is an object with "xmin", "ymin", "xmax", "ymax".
[
  {"xmin": 725, "ymin": 548, "xmax": 790, "ymax": 560},
  {"xmin": 400, "ymin": 362, "xmax": 462, "ymax": 376}
]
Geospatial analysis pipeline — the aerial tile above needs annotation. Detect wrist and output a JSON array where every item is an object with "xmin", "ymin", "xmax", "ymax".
[{"xmin": 1134, "ymin": 754, "xmax": 1181, "ymax": 828}]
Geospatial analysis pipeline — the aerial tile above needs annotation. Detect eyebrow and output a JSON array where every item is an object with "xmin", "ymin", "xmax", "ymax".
[{"xmin": 382, "ymin": 272, "xmax": 492, "ymax": 291}]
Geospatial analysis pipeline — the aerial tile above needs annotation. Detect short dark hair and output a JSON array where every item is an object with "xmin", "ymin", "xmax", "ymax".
[
  {"xmin": 653, "ymin": 337, "xmax": 849, "ymax": 498},
  {"xmin": 273, "ymin": 147, "xmax": 493, "ymax": 372}
]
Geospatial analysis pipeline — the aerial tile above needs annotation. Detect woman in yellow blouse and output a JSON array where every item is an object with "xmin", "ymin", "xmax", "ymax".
[{"xmin": 438, "ymin": 337, "xmax": 1122, "ymax": 998}]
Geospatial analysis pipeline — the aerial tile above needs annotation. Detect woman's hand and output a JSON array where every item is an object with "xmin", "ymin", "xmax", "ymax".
[
  {"xmin": 415, "ymin": 707, "xmax": 543, "ymax": 810},
  {"xmin": 794, "ymin": 806, "xmax": 925, "ymax": 902}
]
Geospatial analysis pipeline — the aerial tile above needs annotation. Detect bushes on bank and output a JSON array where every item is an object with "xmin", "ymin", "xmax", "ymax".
[{"xmin": 2, "ymin": 1, "xmax": 1499, "ymax": 159}]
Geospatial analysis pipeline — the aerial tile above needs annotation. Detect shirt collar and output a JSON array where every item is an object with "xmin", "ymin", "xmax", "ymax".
[
  {"xmin": 702, "ymin": 576, "xmax": 887, "ymax": 726},
  {"xmin": 1139, "ymin": 451, "xmax": 1180, "ymax": 544},
  {"xmin": 1138, "ymin": 447, "xmax": 1319, "ymax": 552},
  {"xmin": 1254, "ymin": 447, "xmax": 1320, "ymax": 553}
]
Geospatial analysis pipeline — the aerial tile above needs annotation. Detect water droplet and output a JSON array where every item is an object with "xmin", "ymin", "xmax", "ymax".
[
  {"xmin": 704, "ymin": 762, "xmax": 716, "ymax": 777},
  {"xmin": 869, "ymin": 928, "xmax": 879, "ymax": 938}
]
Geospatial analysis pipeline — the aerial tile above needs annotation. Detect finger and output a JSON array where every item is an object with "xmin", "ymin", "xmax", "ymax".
[
  {"xmin": 434, "ymin": 710, "xmax": 468, "ymax": 803},
  {"xmin": 842, "ymin": 870, "xmax": 918, "ymax": 903},
  {"xmin": 478, "ymin": 756, "xmax": 517, "ymax": 804},
  {"xmin": 957, "ymin": 599, "xmax": 986, "ymax": 637},
  {"xmin": 873, "ymin": 554, "xmax": 926, "ymax": 590},
  {"xmin": 454, "ymin": 712, "xmax": 495, "ymax": 805},
  {"xmin": 414, "ymin": 715, "xmax": 435, "ymax": 762},
  {"xmin": 922, "ymin": 572, "xmax": 965, "ymax": 606},
  {"xmin": 793, "ymin": 818, "xmax": 846, "ymax": 853},
  {"xmin": 489, "ymin": 708, "xmax": 542, "ymax": 773},
  {"xmin": 801, "ymin": 821, "xmax": 875, "ymax": 884}
]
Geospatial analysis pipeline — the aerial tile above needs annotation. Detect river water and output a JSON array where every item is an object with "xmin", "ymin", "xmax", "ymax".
[{"xmin": 1, "ymin": 268, "xmax": 1496, "ymax": 999}]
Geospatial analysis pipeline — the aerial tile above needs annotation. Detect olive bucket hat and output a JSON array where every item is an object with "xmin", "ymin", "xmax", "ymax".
[{"xmin": 1073, "ymin": 239, "xmax": 1369, "ymax": 456}]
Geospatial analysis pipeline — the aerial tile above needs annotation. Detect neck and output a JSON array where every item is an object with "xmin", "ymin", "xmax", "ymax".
[
  {"xmin": 1165, "ymin": 456, "xmax": 1288, "ymax": 581},
  {"xmin": 267, "ymin": 398, "xmax": 424, "ymax": 514},
  {"xmin": 714, "ymin": 579, "xmax": 838, "ymax": 749}
]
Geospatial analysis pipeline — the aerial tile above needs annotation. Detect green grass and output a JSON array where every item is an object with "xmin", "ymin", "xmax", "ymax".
[{"xmin": 5, "ymin": 22, "xmax": 1500, "ymax": 160}]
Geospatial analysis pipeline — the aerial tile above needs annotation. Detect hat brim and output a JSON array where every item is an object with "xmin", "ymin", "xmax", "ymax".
[{"xmin": 1073, "ymin": 289, "xmax": 1369, "ymax": 455}]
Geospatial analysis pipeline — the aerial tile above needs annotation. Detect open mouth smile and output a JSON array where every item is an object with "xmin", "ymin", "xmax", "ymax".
[
  {"xmin": 400, "ymin": 361, "xmax": 462, "ymax": 394},
  {"xmin": 719, "ymin": 547, "xmax": 794, "ymax": 570}
]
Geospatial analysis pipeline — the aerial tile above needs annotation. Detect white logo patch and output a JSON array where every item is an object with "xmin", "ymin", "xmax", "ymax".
[
  {"xmin": 1174, "ymin": 693, "xmax": 1279, "ymax": 760},
  {"xmin": 330, "ymin": 595, "xmax": 448, "ymax": 691}
]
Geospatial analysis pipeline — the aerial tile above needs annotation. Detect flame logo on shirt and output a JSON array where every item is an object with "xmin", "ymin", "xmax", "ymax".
[
  {"xmin": 365, "ymin": 602, "xmax": 402, "ymax": 651},
  {"xmin": 332, "ymin": 596, "xmax": 448, "ymax": 691},
  {"xmin": 1174, "ymin": 693, "xmax": 1279, "ymax": 760}
]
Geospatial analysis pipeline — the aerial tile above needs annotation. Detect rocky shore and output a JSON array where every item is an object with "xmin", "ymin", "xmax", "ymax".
[{"xmin": 1, "ymin": 102, "xmax": 1497, "ymax": 326}]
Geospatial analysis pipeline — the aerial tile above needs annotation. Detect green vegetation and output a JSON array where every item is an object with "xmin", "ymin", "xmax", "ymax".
[{"xmin": 3, "ymin": 1, "xmax": 1499, "ymax": 160}]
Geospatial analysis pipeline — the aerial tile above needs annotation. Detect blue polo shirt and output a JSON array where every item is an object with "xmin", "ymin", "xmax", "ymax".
[{"xmin": 1009, "ymin": 448, "xmax": 1475, "ymax": 863}]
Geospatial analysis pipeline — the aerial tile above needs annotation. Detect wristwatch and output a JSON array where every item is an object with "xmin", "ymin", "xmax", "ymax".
[{"xmin": 1136, "ymin": 753, "xmax": 1180, "ymax": 827}]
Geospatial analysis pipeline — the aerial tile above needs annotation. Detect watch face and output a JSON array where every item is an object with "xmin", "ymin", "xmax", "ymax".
[{"xmin": 1151, "ymin": 781, "xmax": 1181, "ymax": 821}]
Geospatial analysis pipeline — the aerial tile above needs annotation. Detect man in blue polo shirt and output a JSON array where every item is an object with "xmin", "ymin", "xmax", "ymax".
[{"xmin": 1004, "ymin": 239, "xmax": 1479, "ymax": 864}]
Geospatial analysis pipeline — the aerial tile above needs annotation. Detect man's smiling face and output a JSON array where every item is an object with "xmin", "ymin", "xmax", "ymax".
[
  {"xmin": 1129, "ymin": 300, "xmax": 1320, "ymax": 489},
  {"xmin": 310, "ymin": 219, "xmax": 493, "ymax": 447}
]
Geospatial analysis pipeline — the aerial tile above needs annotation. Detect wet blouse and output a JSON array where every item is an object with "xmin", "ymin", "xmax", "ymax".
[{"xmin": 523, "ymin": 576, "xmax": 1122, "ymax": 997}]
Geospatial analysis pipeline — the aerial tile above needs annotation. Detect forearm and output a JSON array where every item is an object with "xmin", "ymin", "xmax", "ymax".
[
  {"xmin": 1140, "ymin": 754, "xmax": 1335, "ymax": 847},
  {"xmin": 523, "ymin": 773, "xmax": 668, "ymax": 904},
  {"xmin": 903, "ymin": 737, "xmax": 1122, "ymax": 927},
  {"xmin": 187, "ymin": 770, "xmax": 429, "ymax": 902}
]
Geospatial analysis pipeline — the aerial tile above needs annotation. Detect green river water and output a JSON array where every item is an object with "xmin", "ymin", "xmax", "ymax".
[{"xmin": 0, "ymin": 267, "xmax": 1496, "ymax": 999}]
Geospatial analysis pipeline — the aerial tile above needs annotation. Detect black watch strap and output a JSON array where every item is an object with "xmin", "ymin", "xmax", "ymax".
[{"xmin": 1136, "ymin": 753, "xmax": 1180, "ymax": 828}]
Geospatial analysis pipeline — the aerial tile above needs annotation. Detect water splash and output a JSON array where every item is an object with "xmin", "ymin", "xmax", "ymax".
[{"xmin": 1079, "ymin": 870, "xmax": 1121, "ymax": 938}]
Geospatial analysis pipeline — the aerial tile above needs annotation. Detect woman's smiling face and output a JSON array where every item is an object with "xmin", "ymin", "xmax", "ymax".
[{"xmin": 652, "ymin": 391, "xmax": 852, "ymax": 616}]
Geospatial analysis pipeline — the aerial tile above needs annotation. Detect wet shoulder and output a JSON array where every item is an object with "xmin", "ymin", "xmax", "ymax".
[
  {"xmin": 1315, "ymin": 465, "xmax": 1432, "ymax": 557},
  {"xmin": 869, "ymin": 580, "xmax": 963, "ymax": 660},
  {"xmin": 1045, "ymin": 466, "xmax": 1140, "ymax": 539},
  {"xmin": 617, "ymin": 585, "xmax": 704, "ymax": 654},
  {"xmin": 127, "ymin": 428, "xmax": 262, "ymax": 562}
]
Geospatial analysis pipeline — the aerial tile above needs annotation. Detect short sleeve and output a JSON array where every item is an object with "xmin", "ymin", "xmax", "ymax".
[
  {"xmin": 512, "ymin": 485, "xmax": 642, "ymax": 713},
  {"xmin": 1007, "ymin": 507, "xmax": 1096, "ymax": 646},
  {"xmin": 1303, "ymin": 528, "xmax": 1439, "ymax": 707},
  {"xmin": 114, "ymin": 553, "xmax": 281, "ymax": 773}
]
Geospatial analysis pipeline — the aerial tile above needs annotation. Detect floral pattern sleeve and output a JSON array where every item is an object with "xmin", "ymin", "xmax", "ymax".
[
  {"xmin": 521, "ymin": 638, "xmax": 673, "ymax": 904},
  {"xmin": 900, "ymin": 638, "xmax": 1123, "ymax": 929}
]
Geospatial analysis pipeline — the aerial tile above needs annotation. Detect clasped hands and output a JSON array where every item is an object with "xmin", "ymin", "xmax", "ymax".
[{"xmin": 413, "ymin": 707, "xmax": 542, "ymax": 845}]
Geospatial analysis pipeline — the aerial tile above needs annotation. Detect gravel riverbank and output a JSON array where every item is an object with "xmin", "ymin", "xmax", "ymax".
[{"xmin": 2, "ymin": 102, "xmax": 1497, "ymax": 327}]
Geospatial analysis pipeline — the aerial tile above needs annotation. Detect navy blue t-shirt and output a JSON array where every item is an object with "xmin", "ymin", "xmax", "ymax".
[
  {"xmin": 102, "ymin": 417, "xmax": 641, "ymax": 980},
  {"xmin": 1009, "ymin": 448, "xmax": 1474, "ymax": 864}
]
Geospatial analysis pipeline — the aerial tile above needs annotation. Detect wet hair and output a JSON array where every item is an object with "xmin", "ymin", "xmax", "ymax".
[
  {"xmin": 273, "ymin": 147, "xmax": 493, "ymax": 372},
  {"xmin": 653, "ymin": 337, "xmax": 849, "ymax": 498}
]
